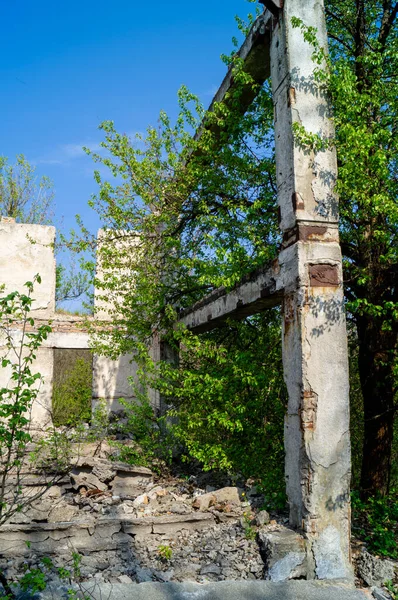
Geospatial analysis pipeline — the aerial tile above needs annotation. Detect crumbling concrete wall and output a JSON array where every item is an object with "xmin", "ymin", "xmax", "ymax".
[
  {"xmin": 0, "ymin": 218, "xmax": 56, "ymax": 316},
  {"xmin": 92, "ymin": 354, "xmax": 138, "ymax": 413},
  {"xmin": 0, "ymin": 219, "xmax": 57, "ymax": 426},
  {"xmin": 0, "ymin": 219, "xmax": 141, "ymax": 425},
  {"xmin": 92, "ymin": 229, "xmax": 141, "ymax": 414}
]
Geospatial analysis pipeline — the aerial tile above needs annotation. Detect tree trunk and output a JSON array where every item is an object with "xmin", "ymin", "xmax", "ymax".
[{"xmin": 357, "ymin": 316, "xmax": 397, "ymax": 497}]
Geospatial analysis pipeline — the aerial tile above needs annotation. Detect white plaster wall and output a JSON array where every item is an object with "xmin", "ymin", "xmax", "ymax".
[
  {"xmin": 0, "ymin": 331, "xmax": 54, "ymax": 429},
  {"xmin": 0, "ymin": 220, "xmax": 56, "ymax": 317},
  {"xmin": 44, "ymin": 331, "xmax": 90, "ymax": 350},
  {"xmin": 94, "ymin": 229, "xmax": 141, "ymax": 321},
  {"xmin": 92, "ymin": 354, "xmax": 138, "ymax": 413}
]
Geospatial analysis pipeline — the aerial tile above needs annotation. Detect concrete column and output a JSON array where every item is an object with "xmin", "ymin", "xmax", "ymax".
[
  {"xmin": 270, "ymin": 0, "xmax": 352, "ymax": 579},
  {"xmin": 92, "ymin": 229, "xmax": 139, "ymax": 413}
]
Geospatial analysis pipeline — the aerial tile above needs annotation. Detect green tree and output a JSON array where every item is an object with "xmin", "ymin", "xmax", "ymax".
[
  {"xmin": 79, "ymin": 0, "xmax": 397, "ymax": 497},
  {"xmin": 0, "ymin": 155, "xmax": 55, "ymax": 224},
  {"xmin": 52, "ymin": 356, "xmax": 93, "ymax": 426},
  {"xmin": 55, "ymin": 262, "xmax": 91, "ymax": 308},
  {"xmin": 323, "ymin": 0, "xmax": 398, "ymax": 495},
  {"xmin": 78, "ymin": 64, "xmax": 281, "ymax": 483}
]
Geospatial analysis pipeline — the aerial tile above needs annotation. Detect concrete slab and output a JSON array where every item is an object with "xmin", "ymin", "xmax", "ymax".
[{"xmin": 66, "ymin": 580, "xmax": 370, "ymax": 600}]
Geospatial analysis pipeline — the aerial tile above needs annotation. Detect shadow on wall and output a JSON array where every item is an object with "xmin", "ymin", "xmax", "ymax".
[{"xmin": 92, "ymin": 353, "xmax": 139, "ymax": 414}]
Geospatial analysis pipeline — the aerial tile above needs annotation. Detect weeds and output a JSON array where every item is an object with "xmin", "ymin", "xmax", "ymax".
[
  {"xmin": 352, "ymin": 489, "xmax": 398, "ymax": 559},
  {"xmin": 158, "ymin": 544, "xmax": 173, "ymax": 561}
]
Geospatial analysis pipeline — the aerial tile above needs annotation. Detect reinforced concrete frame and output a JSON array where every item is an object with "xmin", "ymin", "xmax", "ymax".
[{"xmin": 178, "ymin": 0, "xmax": 352, "ymax": 580}]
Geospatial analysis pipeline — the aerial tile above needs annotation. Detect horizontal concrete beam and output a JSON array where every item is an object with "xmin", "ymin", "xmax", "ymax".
[
  {"xmin": 194, "ymin": 11, "xmax": 273, "ymax": 145},
  {"xmin": 179, "ymin": 261, "xmax": 282, "ymax": 333}
]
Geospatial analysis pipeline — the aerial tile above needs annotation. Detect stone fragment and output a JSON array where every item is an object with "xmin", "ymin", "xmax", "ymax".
[
  {"xmin": 117, "ymin": 574, "xmax": 134, "ymax": 584},
  {"xmin": 111, "ymin": 472, "xmax": 150, "ymax": 498},
  {"xmin": 357, "ymin": 550, "xmax": 396, "ymax": 587},
  {"xmin": 92, "ymin": 461, "xmax": 117, "ymax": 484},
  {"xmin": 313, "ymin": 526, "xmax": 353, "ymax": 580},
  {"xmin": 70, "ymin": 470, "xmax": 108, "ymax": 492},
  {"xmin": 133, "ymin": 494, "xmax": 149, "ymax": 507},
  {"xmin": 258, "ymin": 526, "xmax": 307, "ymax": 581},
  {"xmin": 193, "ymin": 487, "xmax": 240, "ymax": 511},
  {"xmin": 255, "ymin": 510, "xmax": 270, "ymax": 527},
  {"xmin": 48, "ymin": 503, "xmax": 79, "ymax": 523},
  {"xmin": 112, "ymin": 462, "xmax": 153, "ymax": 477},
  {"xmin": 371, "ymin": 587, "xmax": 394, "ymax": 600},
  {"xmin": 200, "ymin": 563, "xmax": 221, "ymax": 575},
  {"xmin": 147, "ymin": 486, "xmax": 166, "ymax": 500},
  {"xmin": 211, "ymin": 510, "xmax": 240, "ymax": 523},
  {"xmin": 152, "ymin": 513, "xmax": 216, "ymax": 535},
  {"xmin": 45, "ymin": 486, "xmax": 64, "ymax": 499},
  {"xmin": 153, "ymin": 569, "xmax": 174, "ymax": 582},
  {"xmin": 214, "ymin": 487, "xmax": 241, "ymax": 505},
  {"xmin": 135, "ymin": 566, "xmax": 153, "ymax": 582},
  {"xmin": 170, "ymin": 504, "xmax": 191, "ymax": 515},
  {"xmin": 192, "ymin": 493, "xmax": 216, "ymax": 511},
  {"xmin": 71, "ymin": 441, "xmax": 112, "ymax": 459}
]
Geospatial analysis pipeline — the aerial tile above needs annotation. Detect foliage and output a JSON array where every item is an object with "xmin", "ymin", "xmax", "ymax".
[
  {"xmin": 76, "ymin": 58, "xmax": 277, "ymax": 352},
  {"xmin": 242, "ymin": 511, "xmax": 256, "ymax": 541},
  {"xmin": 55, "ymin": 262, "xmax": 91, "ymax": 307},
  {"xmin": 0, "ymin": 278, "xmax": 76, "ymax": 599},
  {"xmin": 156, "ymin": 311, "xmax": 285, "ymax": 484},
  {"xmin": 292, "ymin": 0, "xmax": 398, "ymax": 495},
  {"xmin": 70, "ymin": 49, "xmax": 284, "ymax": 492},
  {"xmin": 352, "ymin": 488, "xmax": 398, "ymax": 559},
  {"xmin": 385, "ymin": 581, "xmax": 398, "ymax": 600},
  {"xmin": 87, "ymin": 398, "xmax": 110, "ymax": 443},
  {"xmin": 0, "ymin": 552, "xmax": 90, "ymax": 600},
  {"xmin": 114, "ymin": 395, "xmax": 174, "ymax": 472},
  {"xmin": 73, "ymin": 1, "xmax": 397, "ymax": 498},
  {"xmin": 0, "ymin": 155, "xmax": 54, "ymax": 225},
  {"xmin": 0, "ymin": 276, "xmax": 56, "ymax": 526},
  {"xmin": 112, "ymin": 309, "xmax": 286, "ymax": 492},
  {"xmin": 158, "ymin": 544, "xmax": 173, "ymax": 561},
  {"xmin": 52, "ymin": 356, "xmax": 92, "ymax": 427},
  {"xmin": 19, "ymin": 568, "xmax": 47, "ymax": 594}
]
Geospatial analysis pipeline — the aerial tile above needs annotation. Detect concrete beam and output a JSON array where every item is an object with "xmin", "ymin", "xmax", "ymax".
[
  {"xmin": 258, "ymin": 0, "xmax": 282, "ymax": 17},
  {"xmin": 179, "ymin": 261, "xmax": 282, "ymax": 333},
  {"xmin": 193, "ymin": 11, "xmax": 273, "ymax": 145}
]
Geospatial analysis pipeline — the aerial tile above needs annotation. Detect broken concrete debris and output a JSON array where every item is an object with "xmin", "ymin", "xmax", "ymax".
[
  {"xmin": 258, "ymin": 527, "xmax": 307, "ymax": 582},
  {"xmin": 1, "ymin": 452, "xmax": 395, "ymax": 597}
]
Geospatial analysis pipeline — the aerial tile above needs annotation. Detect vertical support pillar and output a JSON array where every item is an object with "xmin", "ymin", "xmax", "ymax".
[{"xmin": 270, "ymin": 0, "xmax": 352, "ymax": 579}]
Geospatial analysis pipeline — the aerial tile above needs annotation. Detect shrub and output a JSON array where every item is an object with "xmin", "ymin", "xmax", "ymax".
[
  {"xmin": 352, "ymin": 488, "xmax": 398, "ymax": 559},
  {"xmin": 52, "ymin": 356, "xmax": 92, "ymax": 426}
]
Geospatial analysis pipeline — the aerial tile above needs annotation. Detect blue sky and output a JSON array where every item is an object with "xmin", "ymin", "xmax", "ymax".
[{"xmin": 1, "ymin": 0, "xmax": 255, "ymax": 243}]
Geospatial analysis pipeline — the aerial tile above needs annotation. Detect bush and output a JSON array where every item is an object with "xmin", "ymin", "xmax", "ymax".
[
  {"xmin": 114, "ymin": 396, "xmax": 174, "ymax": 472},
  {"xmin": 352, "ymin": 488, "xmax": 398, "ymax": 559},
  {"xmin": 52, "ymin": 357, "xmax": 92, "ymax": 426},
  {"xmin": 130, "ymin": 309, "xmax": 287, "ymax": 501}
]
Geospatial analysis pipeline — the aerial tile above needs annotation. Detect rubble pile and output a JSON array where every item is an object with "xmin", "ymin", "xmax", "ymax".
[
  {"xmin": 0, "ymin": 443, "xmax": 396, "ymax": 598},
  {"xmin": 0, "ymin": 443, "xmax": 275, "ymax": 586}
]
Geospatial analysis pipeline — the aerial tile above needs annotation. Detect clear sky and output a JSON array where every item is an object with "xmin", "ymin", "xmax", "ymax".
[{"xmin": 1, "ymin": 0, "xmax": 255, "ymax": 242}]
